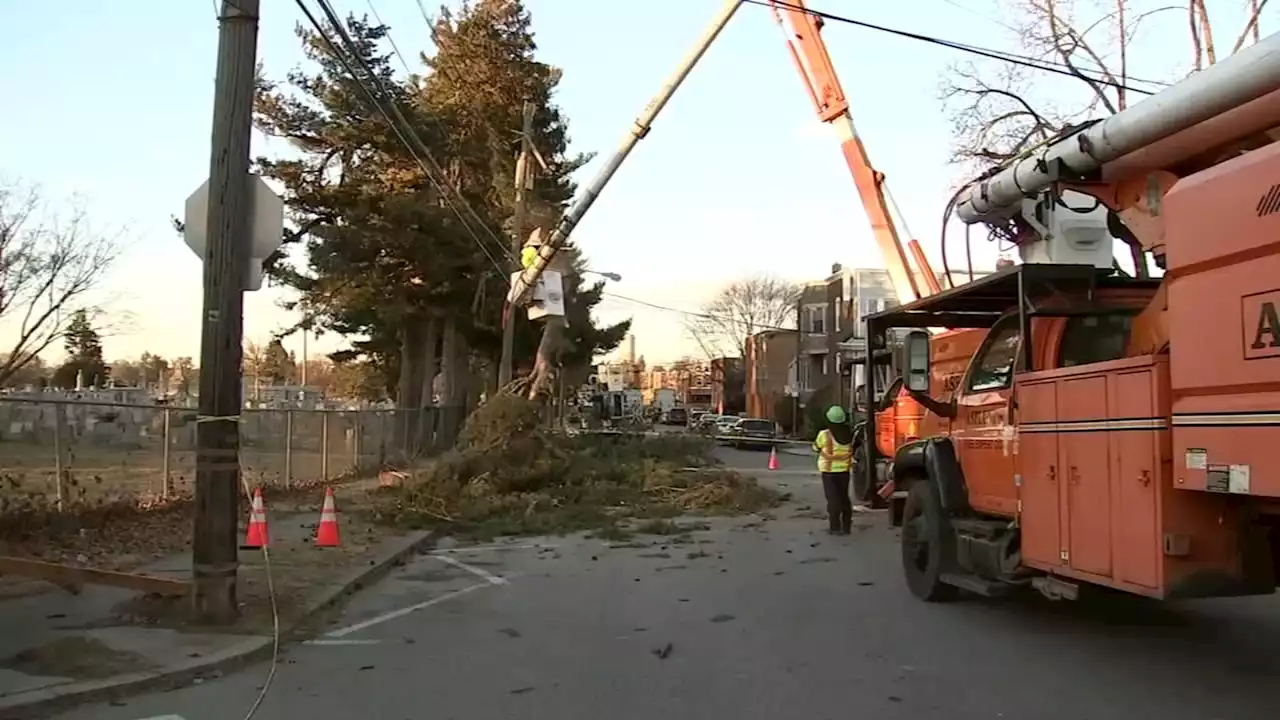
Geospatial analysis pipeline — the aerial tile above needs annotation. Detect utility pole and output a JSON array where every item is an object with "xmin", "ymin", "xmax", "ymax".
[
  {"xmin": 793, "ymin": 297, "xmax": 802, "ymax": 434},
  {"xmin": 498, "ymin": 101, "xmax": 535, "ymax": 387},
  {"xmin": 193, "ymin": 0, "xmax": 259, "ymax": 624}
]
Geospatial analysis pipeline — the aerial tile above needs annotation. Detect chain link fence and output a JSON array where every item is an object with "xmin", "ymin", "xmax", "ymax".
[{"xmin": 0, "ymin": 397, "xmax": 461, "ymax": 506}]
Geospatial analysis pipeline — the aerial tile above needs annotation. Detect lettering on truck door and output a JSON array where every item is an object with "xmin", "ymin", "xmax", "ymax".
[{"xmin": 953, "ymin": 315, "xmax": 1021, "ymax": 516}]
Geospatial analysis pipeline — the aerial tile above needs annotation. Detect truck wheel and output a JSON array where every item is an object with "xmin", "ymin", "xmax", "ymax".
[
  {"xmin": 852, "ymin": 446, "xmax": 888, "ymax": 509},
  {"xmin": 852, "ymin": 446, "xmax": 871, "ymax": 501},
  {"xmin": 901, "ymin": 479, "xmax": 959, "ymax": 602}
]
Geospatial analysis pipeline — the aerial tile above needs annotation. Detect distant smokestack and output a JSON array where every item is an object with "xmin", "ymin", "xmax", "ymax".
[{"xmin": 627, "ymin": 334, "xmax": 636, "ymax": 364}]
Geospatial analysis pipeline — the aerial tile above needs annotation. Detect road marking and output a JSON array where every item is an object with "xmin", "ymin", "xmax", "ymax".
[
  {"xmin": 324, "ymin": 582, "xmax": 490, "ymax": 637},
  {"xmin": 434, "ymin": 553, "xmax": 509, "ymax": 585},
  {"xmin": 433, "ymin": 543, "xmax": 558, "ymax": 554},
  {"xmin": 302, "ymin": 638, "xmax": 384, "ymax": 646},
  {"xmin": 132, "ymin": 716, "xmax": 186, "ymax": 720}
]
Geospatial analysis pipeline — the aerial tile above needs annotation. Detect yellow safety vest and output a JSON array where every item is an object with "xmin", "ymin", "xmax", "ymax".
[{"xmin": 813, "ymin": 429, "xmax": 853, "ymax": 473}]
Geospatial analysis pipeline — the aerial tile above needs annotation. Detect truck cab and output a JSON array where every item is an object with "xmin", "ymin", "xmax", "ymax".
[{"xmin": 863, "ymin": 258, "xmax": 1280, "ymax": 603}]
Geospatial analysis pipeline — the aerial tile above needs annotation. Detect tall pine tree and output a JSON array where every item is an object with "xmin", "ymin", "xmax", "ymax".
[
  {"xmin": 421, "ymin": 0, "xmax": 628, "ymax": 382},
  {"xmin": 254, "ymin": 3, "xmax": 626, "ymax": 402}
]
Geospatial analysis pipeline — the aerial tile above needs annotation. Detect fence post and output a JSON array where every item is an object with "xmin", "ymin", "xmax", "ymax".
[
  {"xmin": 353, "ymin": 412, "xmax": 363, "ymax": 473},
  {"xmin": 378, "ymin": 411, "xmax": 387, "ymax": 466},
  {"xmin": 161, "ymin": 407, "xmax": 172, "ymax": 499},
  {"xmin": 284, "ymin": 409, "xmax": 294, "ymax": 489},
  {"xmin": 320, "ymin": 410, "xmax": 330, "ymax": 482},
  {"xmin": 51, "ymin": 402, "xmax": 67, "ymax": 509}
]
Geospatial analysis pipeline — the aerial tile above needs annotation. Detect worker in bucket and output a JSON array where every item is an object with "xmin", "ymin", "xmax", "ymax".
[
  {"xmin": 521, "ymin": 227, "xmax": 543, "ymax": 269},
  {"xmin": 813, "ymin": 405, "xmax": 854, "ymax": 535}
]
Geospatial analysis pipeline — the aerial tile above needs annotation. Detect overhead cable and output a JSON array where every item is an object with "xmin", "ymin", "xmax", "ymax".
[
  {"xmin": 311, "ymin": 0, "xmax": 514, "ymax": 270},
  {"xmin": 295, "ymin": 0, "xmax": 512, "ymax": 276},
  {"xmin": 750, "ymin": 0, "xmax": 1164, "ymax": 95}
]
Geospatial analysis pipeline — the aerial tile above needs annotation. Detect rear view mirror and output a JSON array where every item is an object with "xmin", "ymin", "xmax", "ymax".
[{"xmin": 904, "ymin": 330, "xmax": 931, "ymax": 393}]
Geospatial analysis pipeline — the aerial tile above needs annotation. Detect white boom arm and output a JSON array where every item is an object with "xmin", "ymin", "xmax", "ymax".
[{"xmin": 955, "ymin": 32, "xmax": 1280, "ymax": 224}]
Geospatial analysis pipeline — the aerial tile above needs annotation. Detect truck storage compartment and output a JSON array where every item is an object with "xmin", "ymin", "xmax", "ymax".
[{"xmin": 1015, "ymin": 357, "xmax": 1246, "ymax": 597}]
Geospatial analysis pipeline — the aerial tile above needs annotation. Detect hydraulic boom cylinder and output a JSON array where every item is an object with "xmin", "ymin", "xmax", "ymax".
[{"xmin": 955, "ymin": 32, "xmax": 1280, "ymax": 224}]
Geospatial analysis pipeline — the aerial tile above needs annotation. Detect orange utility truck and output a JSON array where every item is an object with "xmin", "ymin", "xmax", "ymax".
[{"xmin": 862, "ymin": 33, "xmax": 1280, "ymax": 602}]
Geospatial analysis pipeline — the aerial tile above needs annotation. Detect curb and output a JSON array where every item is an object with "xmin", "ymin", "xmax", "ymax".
[{"xmin": 1, "ymin": 529, "xmax": 442, "ymax": 720}]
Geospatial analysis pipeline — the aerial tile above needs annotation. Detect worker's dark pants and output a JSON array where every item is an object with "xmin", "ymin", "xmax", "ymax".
[{"xmin": 821, "ymin": 471, "xmax": 853, "ymax": 532}]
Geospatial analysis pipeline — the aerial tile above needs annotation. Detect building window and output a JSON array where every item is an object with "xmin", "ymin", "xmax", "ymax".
[{"xmin": 804, "ymin": 304, "xmax": 826, "ymax": 334}]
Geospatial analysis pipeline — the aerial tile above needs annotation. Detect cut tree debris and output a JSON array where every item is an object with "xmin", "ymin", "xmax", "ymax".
[{"xmin": 369, "ymin": 395, "xmax": 780, "ymax": 538}]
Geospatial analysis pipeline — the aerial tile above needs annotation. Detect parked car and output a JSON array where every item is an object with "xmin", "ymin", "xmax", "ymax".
[
  {"xmin": 728, "ymin": 418, "xmax": 778, "ymax": 450},
  {"xmin": 713, "ymin": 415, "xmax": 741, "ymax": 444},
  {"xmin": 693, "ymin": 414, "xmax": 721, "ymax": 435},
  {"xmin": 665, "ymin": 407, "xmax": 688, "ymax": 426}
]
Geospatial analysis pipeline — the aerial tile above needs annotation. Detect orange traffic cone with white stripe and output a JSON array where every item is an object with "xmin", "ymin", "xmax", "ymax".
[
  {"xmin": 315, "ymin": 487, "xmax": 340, "ymax": 547},
  {"xmin": 768, "ymin": 446, "xmax": 780, "ymax": 471},
  {"xmin": 242, "ymin": 488, "xmax": 269, "ymax": 548}
]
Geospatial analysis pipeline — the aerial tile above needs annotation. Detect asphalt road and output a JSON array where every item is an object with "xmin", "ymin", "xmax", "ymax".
[{"xmin": 56, "ymin": 445, "xmax": 1280, "ymax": 720}]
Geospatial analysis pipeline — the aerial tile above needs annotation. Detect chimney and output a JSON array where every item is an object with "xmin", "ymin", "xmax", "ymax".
[
  {"xmin": 831, "ymin": 262, "xmax": 842, "ymax": 275},
  {"xmin": 627, "ymin": 334, "xmax": 636, "ymax": 364}
]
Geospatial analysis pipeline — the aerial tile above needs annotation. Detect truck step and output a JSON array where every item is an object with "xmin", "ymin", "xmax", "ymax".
[{"xmin": 940, "ymin": 572, "xmax": 1013, "ymax": 598}]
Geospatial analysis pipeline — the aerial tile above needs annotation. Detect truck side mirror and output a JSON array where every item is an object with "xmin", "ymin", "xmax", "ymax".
[{"xmin": 904, "ymin": 330, "xmax": 931, "ymax": 393}]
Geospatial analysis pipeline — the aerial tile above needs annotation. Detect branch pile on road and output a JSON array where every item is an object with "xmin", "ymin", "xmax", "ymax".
[{"xmin": 369, "ymin": 395, "xmax": 781, "ymax": 537}]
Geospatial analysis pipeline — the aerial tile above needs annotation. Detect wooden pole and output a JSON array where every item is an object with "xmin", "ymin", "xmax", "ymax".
[
  {"xmin": 499, "ymin": 101, "xmax": 536, "ymax": 387},
  {"xmin": 193, "ymin": 0, "xmax": 259, "ymax": 624}
]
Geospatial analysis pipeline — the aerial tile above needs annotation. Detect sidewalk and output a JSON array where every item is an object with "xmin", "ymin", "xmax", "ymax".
[{"xmin": 0, "ymin": 484, "xmax": 436, "ymax": 719}]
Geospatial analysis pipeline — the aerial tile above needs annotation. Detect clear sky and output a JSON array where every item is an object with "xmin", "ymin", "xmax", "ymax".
[{"xmin": 0, "ymin": 0, "xmax": 1251, "ymax": 367}]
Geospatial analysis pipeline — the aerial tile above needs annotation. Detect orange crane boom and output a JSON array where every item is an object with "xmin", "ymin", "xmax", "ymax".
[{"xmin": 769, "ymin": 0, "xmax": 930, "ymax": 302}]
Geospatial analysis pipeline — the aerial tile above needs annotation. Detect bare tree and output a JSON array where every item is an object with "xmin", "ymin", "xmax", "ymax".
[
  {"xmin": 686, "ymin": 275, "xmax": 800, "ymax": 359},
  {"xmin": 0, "ymin": 181, "xmax": 122, "ymax": 387},
  {"xmin": 939, "ymin": 0, "xmax": 1269, "ymax": 176}
]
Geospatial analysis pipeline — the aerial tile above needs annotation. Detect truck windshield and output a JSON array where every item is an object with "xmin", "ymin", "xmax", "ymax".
[{"xmin": 969, "ymin": 322, "xmax": 1021, "ymax": 392}]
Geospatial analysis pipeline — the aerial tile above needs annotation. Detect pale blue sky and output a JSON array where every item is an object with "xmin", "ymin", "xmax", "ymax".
[{"xmin": 0, "ymin": 0, "xmax": 1243, "ymax": 366}]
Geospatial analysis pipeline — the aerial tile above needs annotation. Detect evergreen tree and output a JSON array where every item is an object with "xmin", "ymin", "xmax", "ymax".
[
  {"xmin": 254, "ymin": 3, "xmax": 626, "ymax": 397},
  {"xmin": 53, "ymin": 309, "xmax": 108, "ymax": 388},
  {"xmin": 261, "ymin": 340, "xmax": 295, "ymax": 384},
  {"xmin": 420, "ymin": 0, "xmax": 627, "ymax": 372}
]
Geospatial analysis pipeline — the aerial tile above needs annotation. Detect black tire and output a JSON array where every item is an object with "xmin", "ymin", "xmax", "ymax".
[
  {"xmin": 852, "ymin": 445, "xmax": 889, "ymax": 509},
  {"xmin": 901, "ymin": 479, "xmax": 959, "ymax": 602},
  {"xmin": 852, "ymin": 445, "xmax": 871, "ymax": 501}
]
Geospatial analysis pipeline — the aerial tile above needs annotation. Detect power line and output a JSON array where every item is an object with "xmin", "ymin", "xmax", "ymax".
[
  {"xmin": 364, "ymin": 0, "xmax": 414, "ymax": 76},
  {"xmin": 361, "ymin": 0, "xmax": 533, "ymax": 273},
  {"xmin": 752, "ymin": 0, "xmax": 1165, "ymax": 94},
  {"xmin": 312, "ymin": 0, "xmax": 514, "ymax": 269},
  {"xmin": 601, "ymin": 291, "xmax": 815, "ymax": 336},
  {"xmin": 293, "ymin": 0, "xmax": 512, "ymax": 276}
]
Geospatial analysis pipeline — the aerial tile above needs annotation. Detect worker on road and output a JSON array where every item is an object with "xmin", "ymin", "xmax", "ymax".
[{"xmin": 813, "ymin": 405, "xmax": 854, "ymax": 535}]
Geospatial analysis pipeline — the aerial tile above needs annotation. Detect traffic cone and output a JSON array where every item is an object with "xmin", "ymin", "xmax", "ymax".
[
  {"xmin": 315, "ymin": 487, "xmax": 340, "ymax": 547},
  {"xmin": 242, "ymin": 488, "xmax": 269, "ymax": 549},
  {"xmin": 768, "ymin": 447, "xmax": 780, "ymax": 471}
]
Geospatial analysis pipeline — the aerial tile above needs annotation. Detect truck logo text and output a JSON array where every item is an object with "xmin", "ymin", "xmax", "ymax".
[{"xmin": 1243, "ymin": 290, "xmax": 1280, "ymax": 360}]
